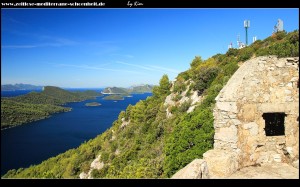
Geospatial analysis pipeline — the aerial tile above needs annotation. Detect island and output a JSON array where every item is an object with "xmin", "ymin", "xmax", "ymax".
[
  {"xmin": 101, "ymin": 84, "xmax": 154, "ymax": 94},
  {"xmin": 1, "ymin": 86, "xmax": 102, "ymax": 129},
  {"xmin": 103, "ymin": 95, "xmax": 124, "ymax": 100},
  {"xmin": 85, "ymin": 102, "xmax": 101, "ymax": 107}
]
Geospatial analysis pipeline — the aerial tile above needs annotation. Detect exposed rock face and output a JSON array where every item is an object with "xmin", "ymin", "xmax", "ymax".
[
  {"xmin": 171, "ymin": 159, "xmax": 209, "ymax": 179},
  {"xmin": 164, "ymin": 80, "xmax": 202, "ymax": 118},
  {"xmin": 79, "ymin": 172, "xmax": 88, "ymax": 179},
  {"xmin": 79, "ymin": 155, "xmax": 104, "ymax": 179},
  {"xmin": 172, "ymin": 56, "xmax": 299, "ymax": 179},
  {"xmin": 120, "ymin": 118, "xmax": 130, "ymax": 129},
  {"xmin": 90, "ymin": 155, "xmax": 104, "ymax": 170}
]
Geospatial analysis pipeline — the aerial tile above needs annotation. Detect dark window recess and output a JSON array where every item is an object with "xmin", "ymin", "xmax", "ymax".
[{"xmin": 262, "ymin": 113, "xmax": 286, "ymax": 136}]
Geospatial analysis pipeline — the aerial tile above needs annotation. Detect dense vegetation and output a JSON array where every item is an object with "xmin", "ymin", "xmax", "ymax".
[
  {"xmin": 3, "ymin": 30, "xmax": 298, "ymax": 178},
  {"xmin": 1, "ymin": 86, "xmax": 102, "ymax": 129},
  {"xmin": 1, "ymin": 99, "xmax": 70, "ymax": 129}
]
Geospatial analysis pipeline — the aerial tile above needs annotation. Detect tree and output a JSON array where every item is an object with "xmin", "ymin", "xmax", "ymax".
[
  {"xmin": 159, "ymin": 74, "xmax": 170, "ymax": 94},
  {"xmin": 190, "ymin": 56, "xmax": 203, "ymax": 69},
  {"xmin": 153, "ymin": 74, "xmax": 170, "ymax": 97}
]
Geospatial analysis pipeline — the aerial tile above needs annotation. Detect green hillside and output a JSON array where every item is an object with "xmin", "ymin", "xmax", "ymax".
[
  {"xmin": 1, "ymin": 86, "xmax": 102, "ymax": 129},
  {"xmin": 1, "ymin": 99, "xmax": 71, "ymax": 129},
  {"xmin": 3, "ymin": 30, "xmax": 298, "ymax": 178}
]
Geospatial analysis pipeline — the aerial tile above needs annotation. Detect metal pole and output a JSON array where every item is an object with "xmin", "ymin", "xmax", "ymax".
[{"xmin": 245, "ymin": 27, "xmax": 248, "ymax": 46}]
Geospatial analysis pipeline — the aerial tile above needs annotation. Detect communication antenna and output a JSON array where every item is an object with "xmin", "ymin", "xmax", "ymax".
[
  {"xmin": 237, "ymin": 34, "xmax": 240, "ymax": 48},
  {"xmin": 273, "ymin": 19, "xmax": 283, "ymax": 33},
  {"xmin": 228, "ymin": 42, "xmax": 233, "ymax": 49},
  {"xmin": 244, "ymin": 20, "xmax": 250, "ymax": 46}
]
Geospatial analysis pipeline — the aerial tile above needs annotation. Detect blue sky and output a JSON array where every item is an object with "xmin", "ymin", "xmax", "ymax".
[{"xmin": 1, "ymin": 8, "xmax": 299, "ymax": 88}]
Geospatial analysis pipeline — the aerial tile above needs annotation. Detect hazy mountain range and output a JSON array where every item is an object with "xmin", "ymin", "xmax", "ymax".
[{"xmin": 1, "ymin": 84, "xmax": 43, "ymax": 91}]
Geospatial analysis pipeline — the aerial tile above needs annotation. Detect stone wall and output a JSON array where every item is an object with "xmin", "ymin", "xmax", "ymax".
[
  {"xmin": 172, "ymin": 56, "xmax": 299, "ymax": 179},
  {"xmin": 212, "ymin": 56, "xmax": 299, "ymax": 176}
]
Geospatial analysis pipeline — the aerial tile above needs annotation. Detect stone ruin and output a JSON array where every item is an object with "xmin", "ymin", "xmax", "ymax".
[{"xmin": 172, "ymin": 56, "xmax": 299, "ymax": 178}]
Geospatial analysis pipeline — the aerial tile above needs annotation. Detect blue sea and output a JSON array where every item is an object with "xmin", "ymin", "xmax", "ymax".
[{"xmin": 1, "ymin": 89, "xmax": 152, "ymax": 175}]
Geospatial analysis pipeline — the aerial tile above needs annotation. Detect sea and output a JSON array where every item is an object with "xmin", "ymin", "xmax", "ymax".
[{"xmin": 1, "ymin": 89, "xmax": 152, "ymax": 176}]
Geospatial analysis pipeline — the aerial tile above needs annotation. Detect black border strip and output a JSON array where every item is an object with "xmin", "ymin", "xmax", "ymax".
[{"xmin": 1, "ymin": 0, "xmax": 299, "ymax": 8}]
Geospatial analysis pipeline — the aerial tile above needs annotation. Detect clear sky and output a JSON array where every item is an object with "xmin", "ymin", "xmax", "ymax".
[{"xmin": 1, "ymin": 8, "xmax": 299, "ymax": 88}]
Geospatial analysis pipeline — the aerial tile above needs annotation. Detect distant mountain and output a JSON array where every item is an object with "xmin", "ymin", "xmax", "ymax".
[
  {"xmin": 128, "ymin": 84, "xmax": 154, "ymax": 93},
  {"xmin": 1, "ymin": 84, "xmax": 43, "ymax": 91},
  {"xmin": 102, "ymin": 87, "xmax": 128, "ymax": 94},
  {"xmin": 102, "ymin": 84, "xmax": 154, "ymax": 94}
]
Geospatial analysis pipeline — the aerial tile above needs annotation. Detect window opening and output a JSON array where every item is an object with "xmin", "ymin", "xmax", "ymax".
[{"xmin": 262, "ymin": 113, "xmax": 286, "ymax": 136}]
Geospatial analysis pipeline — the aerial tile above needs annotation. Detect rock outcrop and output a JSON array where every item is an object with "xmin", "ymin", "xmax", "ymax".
[
  {"xmin": 164, "ymin": 80, "xmax": 202, "ymax": 118},
  {"xmin": 79, "ymin": 155, "xmax": 104, "ymax": 179},
  {"xmin": 227, "ymin": 163, "xmax": 299, "ymax": 179},
  {"xmin": 171, "ymin": 159, "xmax": 209, "ymax": 179},
  {"xmin": 120, "ymin": 118, "xmax": 130, "ymax": 129}
]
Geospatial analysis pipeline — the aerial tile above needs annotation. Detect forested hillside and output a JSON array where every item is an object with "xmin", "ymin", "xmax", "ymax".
[
  {"xmin": 1, "ymin": 99, "xmax": 70, "ymax": 129},
  {"xmin": 3, "ymin": 30, "xmax": 298, "ymax": 178},
  {"xmin": 1, "ymin": 86, "xmax": 102, "ymax": 129}
]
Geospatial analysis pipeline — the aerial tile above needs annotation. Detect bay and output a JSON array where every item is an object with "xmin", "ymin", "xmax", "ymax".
[
  {"xmin": 1, "ymin": 90, "xmax": 42, "ymax": 97},
  {"xmin": 1, "ymin": 91, "xmax": 152, "ymax": 175}
]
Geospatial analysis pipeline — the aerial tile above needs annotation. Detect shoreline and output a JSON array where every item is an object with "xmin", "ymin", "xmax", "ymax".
[{"xmin": 1, "ymin": 108, "xmax": 72, "ymax": 131}]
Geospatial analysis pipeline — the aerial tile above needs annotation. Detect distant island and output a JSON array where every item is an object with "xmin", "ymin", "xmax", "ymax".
[
  {"xmin": 1, "ymin": 86, "xmax": 102, "ymax": 129},
  {"xmin": 1, "ymin": 83, "xmax": 43, "ymax": 91},
  {"xmin": 103, "ymin": 95, "xmax": 124, "ymax": 100},
  {"xmin": 85, "ymin": 102, "xmax": 101, "ymax": 106},
  {"xmin": 128, "ymin": 84, "xmax": 154, "ymax": 93},
  {"xmin": 102, "ymin": 87, "xmax": 128, "ymax": 94},
  {"xmin": 102, "ymin": 84, "xmax": 154, "ymax": 94}
]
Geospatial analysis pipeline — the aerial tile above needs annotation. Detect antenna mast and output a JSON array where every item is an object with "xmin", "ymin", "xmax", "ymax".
[{"xmin": 244, "ymin": 20, "xmax": 250, "ymax": 46}]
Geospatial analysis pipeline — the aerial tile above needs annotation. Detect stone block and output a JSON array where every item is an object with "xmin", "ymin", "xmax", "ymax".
[
  {"xmin": 241, "ymin": 104, "xmax": 257, "ymax": 121},
  {"xmin": 171, "ymin": 159, "xmax": 209, "ymax": 179},
  {"xmin": 243, "ymin": 122, "xmax": 259, "ymax": 136},
  {"xmin": 214, "ymin": 125, "xmax": 238, "ymax": 143},
  {"xmin": 216, "ymin": 102, "xmax": 238, "ymax": 113},
  {"xmin": 203, "ymin": 150, "xmax": 238, "ymax": 178},
  {"xmin": 231, "ymin": 119, "xmax": 242, "ymax": 126}
]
